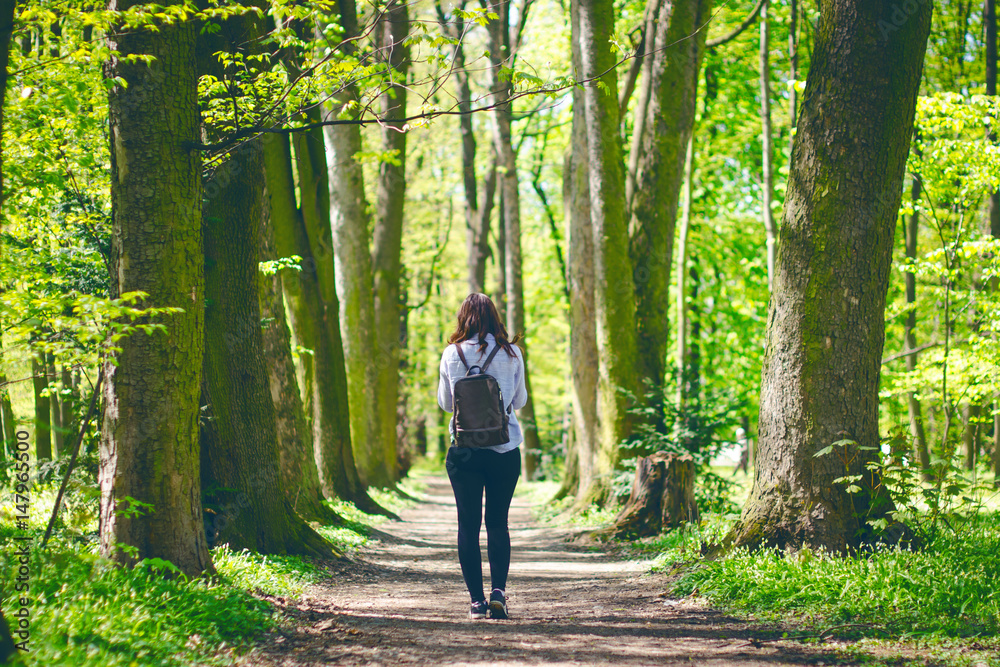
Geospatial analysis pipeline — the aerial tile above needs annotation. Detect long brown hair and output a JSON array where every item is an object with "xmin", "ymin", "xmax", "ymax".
[{"xmin": 448, "ymin": 293, "xmax": 521, "ymax": 356}]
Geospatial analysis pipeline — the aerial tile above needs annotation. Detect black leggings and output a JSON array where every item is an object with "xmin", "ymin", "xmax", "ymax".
[{"xmin": 445, "ymin": 446, "xmax": 521, "ymax": 602}]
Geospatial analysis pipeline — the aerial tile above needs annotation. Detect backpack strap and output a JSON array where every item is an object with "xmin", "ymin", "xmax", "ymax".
[
  {"xmin": 481, "ymin": 342, "xmax": 504, "ymax": 373},
  {"xmin": 455, "ymin": 344, "xmax": 469, "ymax": 370}
]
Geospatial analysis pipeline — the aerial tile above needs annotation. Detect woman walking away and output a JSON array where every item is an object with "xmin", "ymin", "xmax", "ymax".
[{"xmin": 438, "ymin": 293, "xmax": 527, "ymax": 620}]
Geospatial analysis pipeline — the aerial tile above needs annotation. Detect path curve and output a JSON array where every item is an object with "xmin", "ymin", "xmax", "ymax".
[{"xmin": 246, "ymin": 476, "xmax": 841, "ymax": 666}]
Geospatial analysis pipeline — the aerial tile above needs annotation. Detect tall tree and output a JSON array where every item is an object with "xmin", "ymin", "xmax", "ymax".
[
  {"xmin": 577, "ymin": 0, "xmax": 640, "ymax": 503},
  {"xmin": 759, "ymin": 0, "xmax": 777, "ymax": 291},
  {"xmin": 31, "ymin": 353, "xmax": 51, "ymax": 460},
  {"xmin": 0, "ymin": 1, "xmax": 16, "ymax": 456},
  {"xmin": 372, "ymin": 0, "xmax": 410, "ymax": 484},
  {"xmin": 729, "ymin": 0, "xmax": 933, "ymax": 551},
  {"xmin": 486, "ymin": 0, "xmax": 543, "ymax": 478},
  {"xmin": 435, "ymin": 0, "xmax": 497, "ymax": 294},
  {"xmin": 200, "ymin": 139, "xmax": 333, "ymax": 558},
  {"xmin": 904, "ymin": 175, "xmax": 931, "ymax": 479},
  {"xmin": 985, "ymin": 0, "xmax": 999, "ymax": 485},
  {"xmin": 625, "ymin": 0, "xmax": 713, "ymax": 390},
  {"xmin": 258, "ymin": 185, "xmax": 340, "ymax": 524},
  {"xmin": 99, "ymin": 1, "xmax": 212, "ymax": 576},
  {"xmin": 262, "ymin": 131, "xmax": 389, "ymax": 516},
  {"xmin": 675, "ymin": 135, "xmax": 695, "ymax": 408},
  {"xmin": 324, "ymin": 0, "xmax": 386, "ymax": 487},
  {"xmin": 563, "ymin": 0, "xmax": 597, "ymax": 502}
]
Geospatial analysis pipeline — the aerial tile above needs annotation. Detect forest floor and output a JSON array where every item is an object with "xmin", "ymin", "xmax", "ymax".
[{"xmin": 236, "ymin": 476, "xmax": 870, "ymax": 667}]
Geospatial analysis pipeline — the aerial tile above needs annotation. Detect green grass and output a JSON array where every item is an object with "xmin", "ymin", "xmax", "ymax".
[
  {"xmin": 0, "ymin": 538, "xmax": 316, "ymax": 666},
  {"xmin": 671, "ymin": 515, "xmax": 1000, "ymax": 639},
  {"xmin": 0, "ymin": 465, "xmax": 425, "ymax": 666}
]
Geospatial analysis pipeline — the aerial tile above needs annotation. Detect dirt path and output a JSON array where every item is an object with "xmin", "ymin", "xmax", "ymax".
[{"xmin": 248, "ymin": 477, "xmax": 843, "ymax": 666}]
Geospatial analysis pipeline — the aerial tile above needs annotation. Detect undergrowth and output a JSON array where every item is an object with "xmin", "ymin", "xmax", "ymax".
[
  {"xmin": 670, "ymin": 513, "xmax": 1000, "ymax": 639},
  {"xmin": 0, "ymin": 474, "xmax": 423, "ymax": 666}
]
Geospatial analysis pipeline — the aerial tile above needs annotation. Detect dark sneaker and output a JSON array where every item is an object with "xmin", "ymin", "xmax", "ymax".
[
  {"xmin": 488, "ymin": 589, "xmax": 508, "ymax": 619},
  {"xmin": 470, "ymin": 600, "xmax": 488, "ymax": 619}
]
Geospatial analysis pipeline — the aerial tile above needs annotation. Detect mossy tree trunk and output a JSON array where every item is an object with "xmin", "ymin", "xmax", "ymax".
[
  {"xmin": 486, "ymin": 0, "xmax": 543, "ymax": 478},
  {"xmin": 99, "ymin": 1, "xmax": 212, "ymax": 576},
  {"xmin": 565, "ymin": 0, "xmax": 598, "ymax": 504},
  {"xmin": 31, "ymin": 354, "xmax": 51, "ymax": 461},
  {"xmin": 372, "ymin": 0, "xmax": 409, "ymax": 484},
  {"xmin": 729, "ymin": 0, "xmax": 932, "ymax": 552},
  {"xmin": 577, "ymin": 0, "xmax": 640, "ymax": 503},
  {"xmin": 259, "ymin": 176, "xmax": 341, "ymax": 525},
  {"xmin": 262, "ymin": 132, "xmax": 389, "ymax": 517},
  {"xmin": 626, "ymin": 0, "xmax": 712, "ymax": 391},
  {"xmin": 324, "ymin": 0, "xmax": 386, "ymax": 487},
  {"xmin": 200, "ymin": 139, "xmax": 334, "ymax": 558}
]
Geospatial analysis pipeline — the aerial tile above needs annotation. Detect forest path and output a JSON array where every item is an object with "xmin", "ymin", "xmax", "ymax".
[{"xmin": 247, "ymin": 476, "xmax": 842, "ymax": 666}]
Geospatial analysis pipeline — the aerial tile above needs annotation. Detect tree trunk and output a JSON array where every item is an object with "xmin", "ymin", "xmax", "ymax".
[
  {"xmin": 59, "ymin": 366, "xmax": 74, "ymax": 449},
  {"xmin": 789, "ymin": 0, "xmax": 799, "ymax": 128},
  {"xmin": 594, "ymin": 452, "xmax": 698, "ymax": 539},
  {"xmin": 962, "ymin": 404, "xmax": 981, "ymax": 471},
  {"xmin": 760, "ymin": 0, "xmax": 777, "ymax": 292},
  {"xmin": 729, "ymin": 0, "xmax": 932, "ymax": 552},
  {"xmin": 32, "ymin": 354, "xmax": 51, "ymax": 461},
  {"xmin": 262, "ymin": 132, "xmax": 390, "ymax": 517},
  {"xmin": 486, "ymin": 0, "xmax": 543, "ymax": 479},
  {"xmin": 200, "ymin": 140, "xmax": 334, "ymax": 558},
  {"xmin": 493, "ymin": 194, "xmax": 507, "ymax": 313},
  {"xmin": 100, "ymin": 2, "xmax": 212, "ymax": 576},
  {"xmin": 436, "ymin": 2, "xmax": 496, "ymax": 294},
  {"xmin": 904, "ymin": 174, "xmax": 931, "ymax": 479},
  {"xmin": 675, "ymin": 135, "xmax": 695, "ymax": 409},
  {"xmin": 323, "ymin": 9, "xmax": 384, "ymax": 485},
  {"xmin": 372, "ymin": 0, "xmax": 409, "ymax": 484},
  {"xmin": 565, "ymin": 0, "xmax": 598, "ymax": 500},
  {"xmin": 0, "ymin": 3, "xmax": 17, "ymax": 461},
  {"xmin": 577, "ymin": 0, "xmax": 640, "ymax": 503},
  {"xmin": 986, "ymin": 0, "xmax": 999, "ymax": 485},
  {"xmin": 259, "ymin": 179, "xmax": 340, "ymax": 525},
  {"xmin": 627, "ymin": 0, "xmax": 713, "ymax": 391},
  {"xmin": 48, "ymin": 354, "xmax": 63, "ymax": 456}
]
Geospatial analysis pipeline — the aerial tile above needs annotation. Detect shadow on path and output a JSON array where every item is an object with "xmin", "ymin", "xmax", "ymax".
[{"xmin": 245, "ymin": 477, "xmax": 845, "ymax": 666}]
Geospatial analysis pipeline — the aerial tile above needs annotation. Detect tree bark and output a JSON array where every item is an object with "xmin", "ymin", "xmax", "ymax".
[
  {"xmin": 436, "ymin": 1, "xmax": 496, "ymax": 294},
  {"xmin": 200, "ymin": 140, "xmax": 334, "ymax": 558},
  {"xmin": 0, "ymin": 3, "xmax": 18, "ymax": 458},
  {"xmin": 565, "ymin": 0, "xmax": 599, "ymax": 501},
  {"xmin": 48, "ymin": 355, "xmax": 63, "ymax": 456},
  {"xmin": 32, "ymin": 354, "xmax": 51, "ymax": 461},
  {"xmin": 324, "ymin": 0, "xmax": 385, "ymax": 487},
  {"xmin": 985, "ymin": 0, "xmax": 999, "ymax": 485},
  {"xmin": 577, "ymin": 0, "xmax": 640, "ymax": 503},
  {"xmin": 729, "ymin": 0, "xmax": 932, "ymax": 552},
  {"xmin": 789, "ymin": 0, "xmax": 799, "ymax": 128},
  {"xmin": 259, "ymin": 178, "xmax": 340, "ymax": 525},
  {"xmin": 486, "ymin": 0, "xmax": 543, "ymax": 478},
  {"xmin": 594, "ymin": 452, "xmax": 698, "ymax": 539},
  {"xmin": 627, "ymin": 0, "xmax": 713, "ymax": 391},
  {"xmin": 760, "ymin": 0, "xmax": 777, "ymax": 292},
  {"xmin": 100, "ymin": 1, "xmax": 212, "ymax": 576},
  {"xmin": 372, "ymin": 0, "xmax": 409, "ymax": 484},
  {"xmin": 904, "ymin": 174, "xmax": 931, "ymax": 479},
  {"xmin": 675, "ymin": 135, "xmax": 694, "ymax": 409},
  {"xmin": 962, "ymin": 404, "xmax": 980, "ymax": 471},
  {"xmin": 262, "ymin": 132, "xmax": 390, "ymax": 517}
]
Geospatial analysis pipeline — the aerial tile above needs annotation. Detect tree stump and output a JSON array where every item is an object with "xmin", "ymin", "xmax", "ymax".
[{"xmin": 595, "ymin": 452, "xmax": 700, "ymax": 540}]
